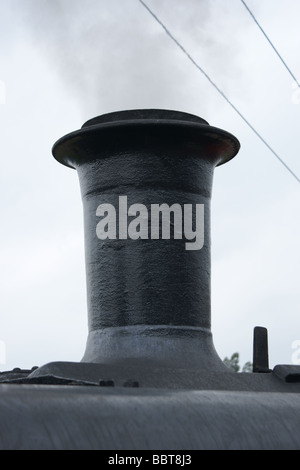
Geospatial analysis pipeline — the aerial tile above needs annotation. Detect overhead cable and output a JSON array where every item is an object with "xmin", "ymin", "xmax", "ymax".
[
  {"xmin": 241, "ymin": 0, "xmax": 300, "ymax": 88},
  {"xmin": 138, "ymin": 0, "xmax": 300, "ymax": 184}
]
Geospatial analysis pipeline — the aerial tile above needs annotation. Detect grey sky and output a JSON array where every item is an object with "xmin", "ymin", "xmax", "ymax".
[{"xmin": 0, "ymin": 0, "xmax": 299, "ymax": 371}]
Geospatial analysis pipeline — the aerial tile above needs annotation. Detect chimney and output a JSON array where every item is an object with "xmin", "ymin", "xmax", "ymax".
[{"xmin": 52, "ymin": 109, "xmax": 240, "ymax": 376}]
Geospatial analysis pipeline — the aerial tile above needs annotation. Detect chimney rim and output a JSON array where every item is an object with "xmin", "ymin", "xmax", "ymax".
[
  {"xmin": 81, "ymin": 109, "xmax": 209, "ymax": 128},
  {"xmin": 52, "ymin": 109, "xmax": 240, "ymax": 169}
]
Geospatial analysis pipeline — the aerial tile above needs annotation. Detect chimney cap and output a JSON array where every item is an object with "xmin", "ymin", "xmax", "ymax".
[
  {"xmin": 52, "ymin": 109, "xmax": 240, "ymax": 169},
  {"xmin": 81, "ymin": 109, "xmax": 209, "ymax": 128}
]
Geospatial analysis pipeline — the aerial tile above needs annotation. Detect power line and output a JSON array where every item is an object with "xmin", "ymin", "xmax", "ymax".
[
  {"xmin": 138, "ymin": 0, "xmax": 300, "ymax": 184},
  {"xmin": 240, "ymin": 0, "xmax": 300, "ymax": 88}
]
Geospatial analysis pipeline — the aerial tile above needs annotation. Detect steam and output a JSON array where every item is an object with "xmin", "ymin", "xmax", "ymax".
[{"xmin": 7, "ymin": 0, "xmax": 219, "ymax": 117}]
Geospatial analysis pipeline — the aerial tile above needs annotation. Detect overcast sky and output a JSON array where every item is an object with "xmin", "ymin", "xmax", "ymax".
[{"xmin": 0, "ymin": 0, "xmax": 299, "ymax": 371}]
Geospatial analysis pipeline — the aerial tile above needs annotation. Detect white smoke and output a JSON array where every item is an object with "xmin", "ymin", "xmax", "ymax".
[{"xmin": 8, "ymin": 0, "xmax": 242, "ymax": 119}]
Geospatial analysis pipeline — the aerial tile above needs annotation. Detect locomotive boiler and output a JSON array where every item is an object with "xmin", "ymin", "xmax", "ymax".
[{"xmin": 0, "ymin": 109, "xmax": 299, "ymax": 450}]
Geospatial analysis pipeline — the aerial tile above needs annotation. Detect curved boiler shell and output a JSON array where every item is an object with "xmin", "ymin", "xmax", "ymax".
[{"xmin": 0, "ymin": 384, "xmax": 300, "ymax": 450}]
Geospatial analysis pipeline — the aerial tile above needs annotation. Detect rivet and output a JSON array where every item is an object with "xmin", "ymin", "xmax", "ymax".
[{"xmin": 99, "ymin": 379, "xmax": 115, "ymax": 387}]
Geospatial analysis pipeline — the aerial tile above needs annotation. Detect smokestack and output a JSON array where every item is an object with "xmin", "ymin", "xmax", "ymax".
[
  {"xmin": 52, "ymin": 109, "xmax": 240, "ymax": 376},
  {"xmin": 4, "ymin": 110, "xmax": 300, "ymax": 453}
]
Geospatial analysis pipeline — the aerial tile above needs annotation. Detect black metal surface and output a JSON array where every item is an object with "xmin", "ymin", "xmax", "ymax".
[
  {"xmin": 273, "ymin": 365, "xmax": 300, "ymax": 383},
  {"xmin": 53, "ymin": 109, "xmax": 240, "ymax": 169},
  {"xmin": 1, "ymin": 385, "xmax": 300, "ymax": 450},
  {"xmin": 51, "ymin": 109, "xmax": 240, "ymax": 377},
  {"xmin": 1, "ymin": 109, "xmax": 299, "ymax": 450},
  {"xmin": 2, "ymin": 360, "xmax": 300, "ymax": 392},
  {"xmin": 253, "ymin": 326, "xmax": 271, "ymax": 373}
]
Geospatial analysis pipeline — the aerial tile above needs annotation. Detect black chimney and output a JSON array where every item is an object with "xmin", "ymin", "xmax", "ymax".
[
  {"xmin": 3, "ymin": 110, "xmax": 300, "ymax": 451},
  {"xmin": 52, "ymin": 109, "xmax": 240, "ymax": 381}
]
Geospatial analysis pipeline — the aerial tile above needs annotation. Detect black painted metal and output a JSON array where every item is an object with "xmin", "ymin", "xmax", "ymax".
[
  {"xmin": 253, "ymin": 326, "xmax": 271, "ymax": 373},
  {"xmin": 51, "ymin": 109, "xmax": 240, "ymax": 375},
  {"xmin": 1, "ymin": 109, "xmax": 300, "ymax": 450},
  {"xmin": 1, "ymin": 385, "xmax": 300, "ymax": 450}
]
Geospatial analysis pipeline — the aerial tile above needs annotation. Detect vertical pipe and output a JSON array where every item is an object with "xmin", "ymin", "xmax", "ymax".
[{"xmin": 52, "ymin": 110, "xmax": 240, "ymax": 372}]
